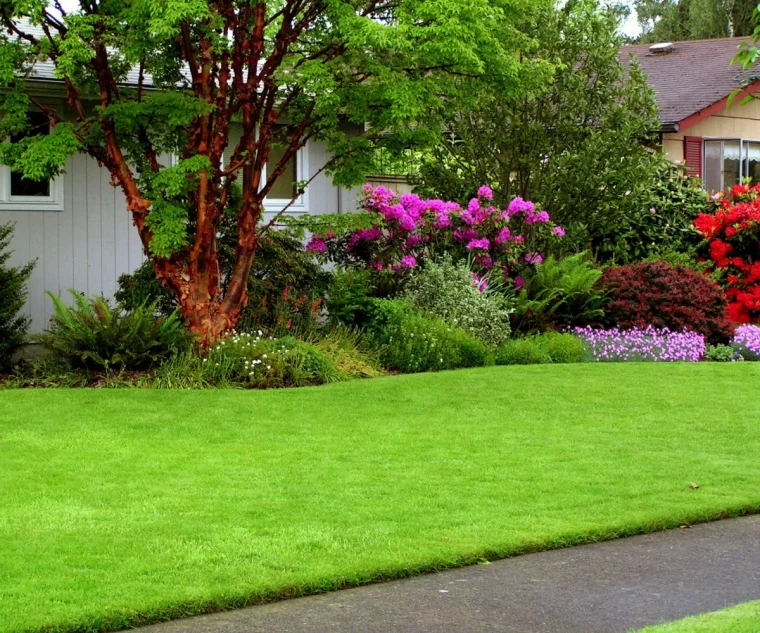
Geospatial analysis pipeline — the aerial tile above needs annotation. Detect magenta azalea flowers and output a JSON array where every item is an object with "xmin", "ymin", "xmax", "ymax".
[
  {"xmin": 573, "ymin": 326, "xmax": 706, "ymax": 363},
  {"xmin": 308, "ymin": 185, "xmax": 564, "ymax": 284}
]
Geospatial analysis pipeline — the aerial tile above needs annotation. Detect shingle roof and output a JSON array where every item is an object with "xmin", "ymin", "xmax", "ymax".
[{"xmin": 619, "ymin": 37, "xmax": 760, "ymax": 130}]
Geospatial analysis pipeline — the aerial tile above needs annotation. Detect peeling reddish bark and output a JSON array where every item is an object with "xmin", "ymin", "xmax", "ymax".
[{"xmin": 7, "ymin": 0, "xmax": 364, "ymax": 345}]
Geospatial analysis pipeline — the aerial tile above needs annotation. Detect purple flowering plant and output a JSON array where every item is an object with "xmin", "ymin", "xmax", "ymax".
[
  {"xmin": 573, "ymin": 326, "xmax": 705, "ymax": 363},
  {"xmin": 732, "ymin": 324, "xmax": 760, "ymax": 360},
  {"xmin": 304, "ymin": 185, "xmax": 565, "ymax": 287}
]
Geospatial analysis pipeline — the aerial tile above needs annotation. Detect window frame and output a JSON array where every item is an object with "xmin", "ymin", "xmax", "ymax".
[
  {"xmin": 261, "ymin": 139, "xmax": 309, "ymax": 214},
  {"xmin": 0, "ymin": 111, "xmax": 65, "ymax": 212},
  {"xmin": 702, "ymin": 136, "xmax": 760, "ymax": 192},
  {"xmin": 222, "ymin": 123, "xmax": 309, "ymax": 215}
]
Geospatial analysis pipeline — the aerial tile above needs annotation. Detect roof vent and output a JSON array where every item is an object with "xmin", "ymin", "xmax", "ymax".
[{"xmin": 649, "ymin": 42, "xmax": 674, "ymax": 55}]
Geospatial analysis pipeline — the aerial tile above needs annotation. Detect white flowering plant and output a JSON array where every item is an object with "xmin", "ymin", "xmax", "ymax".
[
  {"xmin": 404, "ymin": 256, "xmax": 513, "ymax": 349},
  {"xmin": 204, "ymin": 331, "xmax": 340, "ymax": 388}
]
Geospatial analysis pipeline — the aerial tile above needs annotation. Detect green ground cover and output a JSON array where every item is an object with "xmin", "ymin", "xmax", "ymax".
[
  {"xmin": 2, "ymin": 363, "xmax": 760, "ymax": 633},
  {"xmin": 634, "ymin": 600, "xmax": 760, "ymax": 632}
]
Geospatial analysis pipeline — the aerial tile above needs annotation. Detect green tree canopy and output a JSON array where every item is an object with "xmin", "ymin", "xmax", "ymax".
[
  {"xmin": 415, "ymin": 0, "xmax": 662, "ymax": 260},
  {"xmin": 0, "ymin": 0, "xmax": 546, "ymax": 343},
  {"xmin": 634, "ymin": 0, "xmax": 757, "ymax": 41}
]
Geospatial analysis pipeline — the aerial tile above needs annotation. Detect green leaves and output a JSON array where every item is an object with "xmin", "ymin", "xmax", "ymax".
[
  {"xmin": 140, "ymin": 156, "xmax": 211, "ymax": 258},
  {"xmin": 144, "ymin": 200, "xmax": 188, "ymax": 258},
  {"xmin": 0, "ymin": 122, "xmax": 82, "ymax": 180}
]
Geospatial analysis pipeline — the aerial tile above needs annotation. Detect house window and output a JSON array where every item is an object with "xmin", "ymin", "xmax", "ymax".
[
  {"xmin": 0, "ymin": 111, "xmax": 64, "ymax": 210},
  {"xmin": 263, "ymin": 126, "xmax": 307, "ymax": 212},
  {"xmin": 223, "ymin": 124, "xmax": 308, "ymax": 213},
  {"xmin": 703, "ymin": 138, "xmax": 760, "ymax": 192}
]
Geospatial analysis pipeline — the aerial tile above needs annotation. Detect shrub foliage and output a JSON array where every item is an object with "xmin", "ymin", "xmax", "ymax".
[
  {"xmin": 117, "ymin": 228, "xmax": 330, "ymax": 336},
  {"xmin": 42, "ymin": 291, "xmax": 190, "ymax": 371},
  {"xmin": 404, "ymin": 257, "xmax": 512, "ymax": 349},
  {"xmin": 495, "ymin": 332, "xmax": 586, "ymax": 366},
  {"xmin": 367, "ymin": 299, "xmax": 488, "ymax": 373},
  {"xmin": 513, "ymin": 253, "xmax": 606, "ymax": 334},
  {"xmin": 694, "ymin": 184, "xmax": 760, "ymax": 324},
  {"xmin": 0, "ymin": 222, "xmax": 34, "ymax": 371},
  {"xmin": 600, "ymin": 261, "xmax": 733, "ymax": 344}
]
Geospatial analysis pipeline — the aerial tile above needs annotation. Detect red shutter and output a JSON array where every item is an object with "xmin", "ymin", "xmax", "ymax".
[{"xmin": 683, "ymin": 136, "xmax": 703, "ymax": 178}]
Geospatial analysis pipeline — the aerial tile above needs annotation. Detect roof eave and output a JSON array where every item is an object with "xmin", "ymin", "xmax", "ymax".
[{"xmin": 676, "ymin": 79, "xmax": 760, "ymax": 133}]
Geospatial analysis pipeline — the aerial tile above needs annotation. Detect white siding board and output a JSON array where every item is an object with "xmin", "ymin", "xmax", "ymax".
[
  {"xmin": 124, "ymin": 191, "xmax": 145, "ymax": 272},
  {"xmin": 43, "ymin": 206, "xmax": 59, "ymax": 325},
  {"xmin": 114, "ymin": 186, "xmax": 131, "ymax": 286},
  {"xmin": 58, "ymin": 159, "xmax": 75, "ymax": 303},
  {"xmin": 72, "ymin": 155, "xmax": 89, "ymax": 297},
  {"xmin": 100, "ymin": 170, "xmax": 117, "ymax": 299},
  {"xmin": 27, "ymin": 212, "xmax": 45, "ymax": 332},
  {"xmin": 86, "ymin": 157, "xmax": 102, "ymax": 296}
]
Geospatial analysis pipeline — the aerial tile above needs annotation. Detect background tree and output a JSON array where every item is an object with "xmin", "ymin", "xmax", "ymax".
[
  {"xmin": 0, "ymin": 222, "xmax": 34, "ymax": 371},
  {"xmin": 0, "ymin": 0, "xmax": 542, "ymax": 344},
  {"xmin": 416, "ymin": 0, "xmax": 666, "ymax": 260},
  {"xmin": 634, "ymin": 0, "xmax": 757, "ymax": 41}
]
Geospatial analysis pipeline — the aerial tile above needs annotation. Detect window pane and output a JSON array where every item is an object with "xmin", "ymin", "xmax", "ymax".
[
  {"xmin": 10, "ymin": 112, "xmax": 51, "ymax": 198},
  {"xmin": 723, "ymin": 140, "xmax": 741, "ymax": 188},
  {"xmin": 266, "ymin": 127, "xmax": 297, "ymax": 200},
  {"xmin": 747, "ymin": 142, "xmax": 760, "ymax": 185},
  {"xmin": 266, "ymin": 147, "xmax": 297, "ymax": 199},
  {"xmin": 704, "ymin": 141, "xmax": 722, "ymax": 192},
  {"xmin": 10, "ymin": 171, "xmax": 49, "ymax": 197}
]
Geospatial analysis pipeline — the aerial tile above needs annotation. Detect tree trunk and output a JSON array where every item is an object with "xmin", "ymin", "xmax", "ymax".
[{"xmin": 151, "ymin": 241, "xmax": 257, "ymax": 348}]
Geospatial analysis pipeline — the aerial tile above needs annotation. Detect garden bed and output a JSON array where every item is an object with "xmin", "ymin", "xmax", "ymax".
[{"xmin": 2, "ymin": 363, "xmax": 760, "ymax": 633}]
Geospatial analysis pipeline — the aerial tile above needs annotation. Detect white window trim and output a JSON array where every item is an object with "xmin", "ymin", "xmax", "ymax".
[
  {"xmin": 0, "ymin": 113, "xmax": 65, "ymax": 211},
  {"xmin": 262, "ymin": 140, "xmax": 309, "ymax": 214}
]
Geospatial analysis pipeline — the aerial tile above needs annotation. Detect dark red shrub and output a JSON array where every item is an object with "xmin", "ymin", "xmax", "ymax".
[{"xmin": 599, "ymin": 261, "xmax": 734, "ymax": 344}]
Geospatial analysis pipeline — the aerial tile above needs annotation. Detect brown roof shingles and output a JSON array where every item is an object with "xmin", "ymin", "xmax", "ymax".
[{"xmin": 619, "ymin": 37, "xmax": 760, "ymax": 129}]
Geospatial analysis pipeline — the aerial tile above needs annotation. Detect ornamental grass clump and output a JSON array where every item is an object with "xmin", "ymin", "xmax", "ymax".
[
  {"xmin": 573, "ymin": 326, "xmax": 705, "ymax": 363},
  {"xmin": 731, "ymin": 324, "xmax": 760, "ymax": 361}
]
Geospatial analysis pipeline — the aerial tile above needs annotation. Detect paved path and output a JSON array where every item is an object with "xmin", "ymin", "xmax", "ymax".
[{"xmin": 137, "ymin": 516, "xmax": 760, "ymax": 633}]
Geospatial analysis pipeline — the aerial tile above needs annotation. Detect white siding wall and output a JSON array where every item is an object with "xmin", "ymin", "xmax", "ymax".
[
  {"xmin": 1, "ymin": 152, "xmax": 145, "ymax": 334},
  {"xmin": 2, "ymin": 140, "xmax": 354, "ymax": 334}
]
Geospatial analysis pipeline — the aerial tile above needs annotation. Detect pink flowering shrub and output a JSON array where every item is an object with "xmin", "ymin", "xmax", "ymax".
[{"xmin": 306, "ymin": 185, "xmax": 565, "ymax": 287}]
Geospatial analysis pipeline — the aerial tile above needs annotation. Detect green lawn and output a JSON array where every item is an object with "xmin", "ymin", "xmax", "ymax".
[
  {"xmin": 2, "ymin": 364, "xmax": 760, "ymax": 633},
  {"xmin": 634, "ymin": 600, "xmax": 760, "ymax": 632}
]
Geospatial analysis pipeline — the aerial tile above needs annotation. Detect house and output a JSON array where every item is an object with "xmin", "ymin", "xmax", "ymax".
[
  {"xmin": 1, "ymin": 68, "xmax": 411, "ymax": 333},
  {"xmin": 620, "ymin": 37, "xmax": 760, "ymax": 190}
]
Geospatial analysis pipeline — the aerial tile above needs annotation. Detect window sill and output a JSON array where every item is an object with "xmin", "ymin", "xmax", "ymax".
[{"xmin": 0, "ymin": 199, "xmax": 64, "ymax": 212}]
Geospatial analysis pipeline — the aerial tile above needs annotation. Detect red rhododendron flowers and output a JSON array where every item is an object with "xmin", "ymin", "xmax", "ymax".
[{"xmin": 695, "ymin": 184, "xmax": 760, "ymax": 324}]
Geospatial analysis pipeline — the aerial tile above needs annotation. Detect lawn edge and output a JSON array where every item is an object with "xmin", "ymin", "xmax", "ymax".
[{"xmin": 23, "ymin": 504, "xmax": 760, "ymax": 633}]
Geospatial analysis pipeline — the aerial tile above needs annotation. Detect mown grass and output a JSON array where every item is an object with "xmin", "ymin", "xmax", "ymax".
[
  {"xmin": 1, "ymin": 363, "xmax": 760, "ymax": 633},
  {"xmin": 634, "ymin": 600, "xmax": 760, "ymax": 632}
]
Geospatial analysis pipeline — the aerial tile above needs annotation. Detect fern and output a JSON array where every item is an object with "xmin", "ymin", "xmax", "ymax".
[
  {"xmin": 42, "ymin": 290, "xmax": 191, "ymax": 371},
  {"xmin": 513, "ymin": 253, "xmax": 607, "ymax": 334}
]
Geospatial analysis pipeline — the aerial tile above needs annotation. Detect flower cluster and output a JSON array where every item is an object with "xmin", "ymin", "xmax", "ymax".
[
  {"xmin": 206, "ymin": 331, "xmax": 283, "ymax": 381},
  {"xmin": 573, "ymin": 326, "xmax": 705, "ymax": 363},
  {"xmin": 307, "ymin": 185, "xmax": 564, "ymax": 286},
  {"xmin": 694, "ymin": 184, "xmax": 760, "ymax": 323},
  {"xmin": 731, "ymin": 324, "xmax": 760, "ymax": 360}
]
